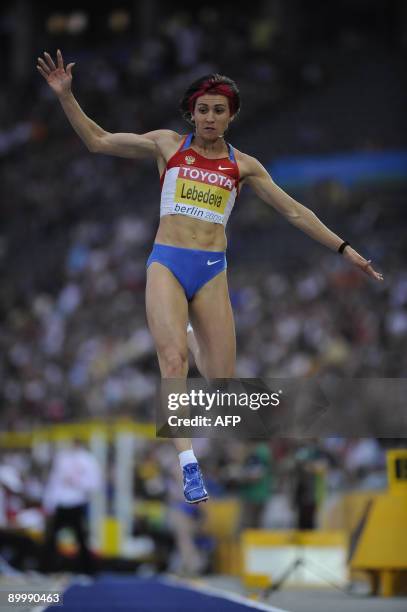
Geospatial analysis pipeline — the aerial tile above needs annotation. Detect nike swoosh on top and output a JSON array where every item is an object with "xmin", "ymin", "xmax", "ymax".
[
  {"xmin": 218, "ymin": 166, "xmax": 233, "ymax": 171},
  {"xmin": 207, "ymin": 259, "xmax": 222, "ymax": 266}
]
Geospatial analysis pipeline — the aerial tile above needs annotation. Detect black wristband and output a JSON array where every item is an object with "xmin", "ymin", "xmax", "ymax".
[{"xmin": 338, "ymin": 241, "xmax": 350, "ymax": 254}]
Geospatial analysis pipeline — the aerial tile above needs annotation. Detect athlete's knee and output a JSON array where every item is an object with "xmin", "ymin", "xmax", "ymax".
[{"xmin": 159, "ymin": 346, "xmax": 188, "ymax": 377}]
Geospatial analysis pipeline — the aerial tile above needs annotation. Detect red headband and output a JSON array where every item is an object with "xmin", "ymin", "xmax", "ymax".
[{"xmin": 188, "ymin": 81, "xmax": 238, "ymax": 115}]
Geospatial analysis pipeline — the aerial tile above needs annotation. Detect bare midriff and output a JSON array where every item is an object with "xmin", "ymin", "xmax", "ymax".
[{"xmin": 154, "ymin": 215, "xmax": 227, "ymax": 251}]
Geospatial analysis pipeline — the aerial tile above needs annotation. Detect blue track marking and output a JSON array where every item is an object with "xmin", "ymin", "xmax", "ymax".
[{"xmin": 46, "ymin": 575, "xmax": 289, "ymax": 611}]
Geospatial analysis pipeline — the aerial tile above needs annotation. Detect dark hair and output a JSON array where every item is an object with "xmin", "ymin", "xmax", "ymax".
[{"xmin": 179, "ymin": 74, "xmax": 241, "ymax": 125}]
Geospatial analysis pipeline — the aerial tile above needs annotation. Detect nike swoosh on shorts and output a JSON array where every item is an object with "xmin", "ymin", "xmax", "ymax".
[{"xmin": 207, "ymin": 259, "xmax": 222, "ymax": 266}]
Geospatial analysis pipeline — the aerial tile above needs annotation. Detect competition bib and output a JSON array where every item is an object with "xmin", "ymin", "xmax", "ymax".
[{"xmin": 173, "ymin": 165, "xmax": 235, "ymax": 223}]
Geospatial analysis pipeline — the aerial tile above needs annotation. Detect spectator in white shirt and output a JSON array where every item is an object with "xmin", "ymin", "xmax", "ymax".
[{"xmin": 41, "ymin": 439, "xmax": 102, "ymax": 574}]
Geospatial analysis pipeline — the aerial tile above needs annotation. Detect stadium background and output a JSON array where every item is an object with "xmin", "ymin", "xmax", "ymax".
[{"xmin": 0, "ymin": 1, "xmax": 406, "ymax": 610}]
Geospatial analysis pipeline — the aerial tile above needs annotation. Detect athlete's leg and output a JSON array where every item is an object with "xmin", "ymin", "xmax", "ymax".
[
  {"xmin": 146, "ymin": 262, "xmax": 209, "ymax": 503},
  {"xmin": 189, "ymin": 271, "xmax": 236, "ymax": 379},
  {"xmin": 146, "ymin": 262, "xmax": 189, "ymax": 452}
]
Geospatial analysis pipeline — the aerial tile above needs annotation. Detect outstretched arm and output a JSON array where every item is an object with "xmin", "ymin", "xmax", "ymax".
[
  {"xmin": 244, "ymin": 156, "xmax": 384, "ymax": 281},
  {"xmin": 36, "ymin": 50, "xmax": 171, "ymax": 159}
]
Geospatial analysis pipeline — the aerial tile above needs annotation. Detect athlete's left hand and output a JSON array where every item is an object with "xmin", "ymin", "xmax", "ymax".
[{"xmin": 343, "ymin": 246, "xmax": 384, "ymax": 281}]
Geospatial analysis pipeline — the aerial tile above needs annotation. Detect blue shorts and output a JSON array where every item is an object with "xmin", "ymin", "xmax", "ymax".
[{"xmin": 146, "ymin": 243, "xmax": 227, "ymax": 301}]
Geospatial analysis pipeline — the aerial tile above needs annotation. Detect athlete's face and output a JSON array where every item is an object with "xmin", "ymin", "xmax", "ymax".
[{"xmin": 192, "ymin": 94, "xmax": 233, "ymax": 140}]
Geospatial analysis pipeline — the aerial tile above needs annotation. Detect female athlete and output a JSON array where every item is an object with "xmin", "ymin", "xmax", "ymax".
[{"xmin": 37, "ymin": 50, "xmax": 384, "ymax": 504}]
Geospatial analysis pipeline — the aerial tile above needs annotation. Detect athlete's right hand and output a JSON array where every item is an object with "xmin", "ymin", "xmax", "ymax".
[{"xmin": 36, "ymin": 49, "xmax": 75, "ymax": 98}]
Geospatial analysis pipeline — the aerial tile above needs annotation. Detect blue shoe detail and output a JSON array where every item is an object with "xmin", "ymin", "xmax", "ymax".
[{"xmin": 183, "ymin": 463, "xmax": 209, "ymax": 504}]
